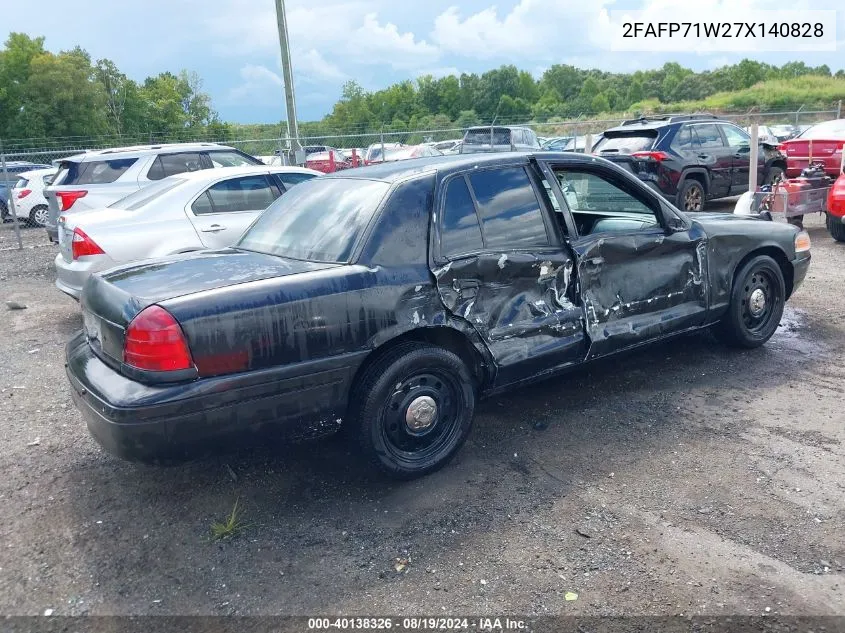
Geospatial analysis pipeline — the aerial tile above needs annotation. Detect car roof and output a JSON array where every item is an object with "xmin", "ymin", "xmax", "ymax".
[
  {"xmin": 17, "ymin": 168, "xmax": 57, "ymax": 179},
  {"xmin": 60, "ymin": 142, "xmax": 242, "ymax": 163},
  {"xmin": 323, "ymin": 151, "xmax": 583, "ymax": 183},
  {"xmin": 604, "ymin": 114, "xmax": 726, "ymax": 133},
  {"xmin": 172, "ymin": 165, "xmax": 321, "ymax": 182}
]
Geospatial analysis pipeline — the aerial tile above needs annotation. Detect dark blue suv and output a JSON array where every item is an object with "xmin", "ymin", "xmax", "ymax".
[{"xmin": 594, "ymin": 115, "xmax": 786, "ymax": 212}]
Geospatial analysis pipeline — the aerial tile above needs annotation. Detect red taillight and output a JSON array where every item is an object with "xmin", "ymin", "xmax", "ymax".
[
  {"xmin": 16, "ymin": 189, "xmax": 31, "ymax": 199},
  {"xmin": 631, "ymin": 151, "xmax": 670, "ymax": 162},
  {"xmin": 71, "ymin": 228, "xmax": 105, "ymax": 259},
  {"xmin": 124, "ymin": 306, "xmax": 193, "ymax": 372},
  {"xmin": 56, "ymin": 190, "xmax": 87, "ymax": 211},
  {"xmin": 777, "ymin": 143, "xmax": 789, "ymax": 153}
]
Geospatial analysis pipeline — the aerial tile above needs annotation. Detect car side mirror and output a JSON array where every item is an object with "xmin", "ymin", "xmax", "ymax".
[{"xmin": 666, "ymin": 216, "xmax": 687, "ymax": 233}]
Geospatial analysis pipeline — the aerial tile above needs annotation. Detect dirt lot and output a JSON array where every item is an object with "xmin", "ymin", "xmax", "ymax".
[{"xmin": 0, "ymin": 209, "xmax": 843, "ymax": 619}]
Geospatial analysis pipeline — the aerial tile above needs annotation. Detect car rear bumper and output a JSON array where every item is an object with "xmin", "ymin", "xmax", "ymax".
[
  {"xmin": 65, "ymin": 333, "xmax": 365, "ymax": 462},
  {"xmin": 54, "ymin": 253, "xmax": 115, "ymax": 300},
  {"xmin": 791, "ymin": 253, "xmax": 811, "ymax": 295}
]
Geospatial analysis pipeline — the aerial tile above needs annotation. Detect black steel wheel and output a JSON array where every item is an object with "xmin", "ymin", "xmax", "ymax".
[
  {"xmin": 348, "ymin": 342, "xmax": 476, "ymax": 479},
  {"xmin": 715, "ymin": 255, "xmax": 785, "ymax": 348},
  {"xmin": 826, "ymin": 214, "xmax": 845, "ymax": 242},
  {"xmin": 678, "ymin": 179, "xmax": 705, "ymax": 212}
]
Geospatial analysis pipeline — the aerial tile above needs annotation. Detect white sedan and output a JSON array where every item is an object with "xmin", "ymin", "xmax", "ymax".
[
  {"xmin": 10, "ymin": 168, "xmax": 58, "ymax": 226},
  {"xmin": 54, "ymin": 165, "xmax": 320, "ymax": 300}
]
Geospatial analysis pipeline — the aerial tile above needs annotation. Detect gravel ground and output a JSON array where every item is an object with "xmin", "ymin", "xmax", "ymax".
[{"xmin": 0, "ymin": 208, "xmax": 843, "ymax": 618}]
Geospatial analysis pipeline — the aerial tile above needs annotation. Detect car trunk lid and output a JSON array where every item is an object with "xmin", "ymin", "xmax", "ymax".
[{"xmin": 80, "ymin": 248, "xmax": 341, "ymax": 369}]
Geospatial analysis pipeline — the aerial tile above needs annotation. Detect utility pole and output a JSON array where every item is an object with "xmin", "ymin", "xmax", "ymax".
[{"xmin": 274, "ymin": 0, "xmax": 302, "ymax": 161}]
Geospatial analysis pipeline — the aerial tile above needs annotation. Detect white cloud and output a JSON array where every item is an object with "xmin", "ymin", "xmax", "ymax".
[
  {"xmin": 227, "ymin": 64, "xmax": 283, "ymax": 104},
  {"xmin": 354, "ymin": 13, "xmax": 440, "ymax": 69},
  {"xmin": 298, "ymin": 50, "xmax": 346, "ymax": 82},
  {"xmin": 431, "ymin": 0, "xmax": 614, "ymax": 61}
]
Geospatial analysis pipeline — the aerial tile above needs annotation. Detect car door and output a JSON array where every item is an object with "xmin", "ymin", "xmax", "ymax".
[
  {"xmin": 432, "ymin": 163, "xmax": 588, "ymax": 387},
  {"xmin": 539, "ymin": 159, "xmax": 708, "ymax": 360},
  {"xmin": 720, "ymin": 123, "xmax": 756, "ymax": 193},
  {"xmin": 689, "ymin": 123, "xmax": 732, "ymax": 198},
  {"xmin": 187, "ymin": 174, "xmax": 282, "ymax": 249}
]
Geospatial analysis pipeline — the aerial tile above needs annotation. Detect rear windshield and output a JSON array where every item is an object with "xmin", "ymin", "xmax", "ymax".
[
  {"xmin": 595, "ymin": 132, "xmax": 657, "ymax": 154},
  {"xmin": 464, "ymin": 128, "xmax": 511, "ymax": 146},
  {"xmin": 108, "ymin": 178, "xmax": 186, "ymax": 211},
  {"xmin": 237, "ymin": 178, "xmax": 389, "ymax": 263},
  {"xmin": 15, "ymin": 178, "xmax": 28, "ymax": 188},
  {"xmin": 59, "ymin": 158, "xmax": 138, "ymax": 185},
  {"xmin": 797, "ymin": 119, "xmax": 845, "ymax": 140}
]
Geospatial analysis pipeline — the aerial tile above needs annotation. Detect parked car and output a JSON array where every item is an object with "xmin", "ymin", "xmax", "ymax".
[
  {"xmin": 541, "ymin": 136, "xmax": 574, "ymax": 151},
  {"xmin": 595, "ymin": 114, "xmax": 787, "ymax": 212},
  {"xmin": 1, "ymin": 161, "xmax": 50, "ymax": 221},
  {"xmin": 430, "ymin": 139, "xmax": 462, "ymax": 154},
  {"xmin": 826, "ymin": 172, "xmax": 845, "ymax": 241},
  {"xmin": 769, "ymin": 124, "xmax": 799, "ymax": 142},
  {"xmin": 460, "ymin": 126, "xmax": 541, "ymax": 153},
  {"xmin": 9, "ymin": 167, "xmax": 58, "ymax": 226},
  {"xmin": 364, "ymin": 142, "xmax": 405, "ymax": 164},
  {"xmin": 743, "ymin": 125, "xmax": 780, "ymax": 147},
  {"xmin": 43, "ymin": 143, "xmax": 263, "ymax": 243},
  {"xmin": 778, "ymin": 118, "xmax": 845, "ymax": 177},
  {"xmin": 562, "ymin": 134, "xmax": 604, "ymax": 153},
  {"xmin": 306, "ymin": 149, "xmax": 352, "ymax": 173},
  {"xmin": 67, "ymin": 151, "xmax": 810, "ymax": 478},
  {"xmin": 368, "ymin": 144, "xmax": 443, "ymax": 164},
  {"xmin": 54, "ymin": 166, "xmax": 320, "ymax": 300}
]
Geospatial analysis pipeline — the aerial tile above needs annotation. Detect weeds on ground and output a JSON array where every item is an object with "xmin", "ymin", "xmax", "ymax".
[{"xmin": 209, "ymin": 498, "xmax": 247, "ymax": 541}]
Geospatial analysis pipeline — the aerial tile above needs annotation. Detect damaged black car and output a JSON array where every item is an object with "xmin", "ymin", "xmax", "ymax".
[{"xmin": 66, "ymin": 152, "xmax": 811, "ymax": 478}]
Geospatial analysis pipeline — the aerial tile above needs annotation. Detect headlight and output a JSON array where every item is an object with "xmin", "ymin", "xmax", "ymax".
[{"xmin": 794, "ymin": 230, "xmax": 811, "ymax": 253}]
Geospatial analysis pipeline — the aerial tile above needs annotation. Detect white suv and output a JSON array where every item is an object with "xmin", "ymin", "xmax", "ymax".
[{"xmin": 44, "ymin": 143, "xmax": 262, "ymax": 242}]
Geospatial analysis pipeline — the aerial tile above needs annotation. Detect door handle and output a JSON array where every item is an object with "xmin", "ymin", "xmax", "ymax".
[
  {"xmin": 201, "ymin": 224, "xmax": 226, "ymax": 233},
  {"xmin": 697, "ymin": 154, "xmax": 709, "ymax": 160}
]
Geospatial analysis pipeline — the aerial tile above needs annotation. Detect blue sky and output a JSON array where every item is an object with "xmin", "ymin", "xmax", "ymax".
[{"xmin": 3, "ymin": 0, "xmax": 843, "ymax": 123}]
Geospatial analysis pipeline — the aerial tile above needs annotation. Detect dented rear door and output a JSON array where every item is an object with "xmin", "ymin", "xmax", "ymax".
[{"xmin": 432, "ymin": 165, "xmax": 587, "ymax": 387}]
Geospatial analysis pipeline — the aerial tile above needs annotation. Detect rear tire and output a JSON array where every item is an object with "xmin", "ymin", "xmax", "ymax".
[
  {"xmin": 677, "ymin": 178, "xmax": 705, "ymax": 212},
  {"xmin": 28, "ymin": 205, "xmax": 49, "ymax": 228},
  {"xmin": 764, "ymin": 166, "xmax": 784, "ymax": 185},
  {"xmin": 347, "ymin": 342, "xmax": 476, "ymax": 479},
  {"xmin": 715, "ymin": 255, "xmax": 785, "ymax": 349},
  {"xmin": 826, "ymin": 214, "xmax": 845, "ymax": 242}
]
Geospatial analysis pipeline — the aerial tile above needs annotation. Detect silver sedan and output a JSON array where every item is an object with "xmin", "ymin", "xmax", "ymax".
[{"xmin": 54, "ymin": 165, "xmax": 320, "ymax": 300}]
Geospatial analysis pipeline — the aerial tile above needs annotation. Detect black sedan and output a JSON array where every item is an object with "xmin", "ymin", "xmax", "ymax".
[{"xmin": 67, "ymin": 152, "xmax": 811, "ymax": 479}]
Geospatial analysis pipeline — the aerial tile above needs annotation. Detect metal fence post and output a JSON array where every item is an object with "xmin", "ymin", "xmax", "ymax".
[
  {"xmin": 0, "ymin": 138, "xmax": 24, "ymax": 250},
  {"xmin": 838, "ymin": 100, "xmax": 842, "ymax": 120},
  {"xmin": 748, "ymin": 123, "xmax": 759, "ymax": 193}
]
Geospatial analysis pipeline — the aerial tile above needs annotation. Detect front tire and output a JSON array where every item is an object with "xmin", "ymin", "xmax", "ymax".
[
  {"xmin": 348, "ymin": 342, "xmax": 476, "ymax": 479},
  {"xmin": 826, "ymin": 214, "xmax": 845, "ymax": 242},
  {"xmin": 764, "ymin": 166, "xmax": 784, "ymax": 185},
  {"xmin": 677, "ymin": 178, "xmax": 705, "ymax": 212},
  {"xmin": 28, "ymin": 205, "xmax": 49, "ymax": 227},
  {"xmin": 715, "ymin": 255, "xmax": 785, "ymax": 348}
]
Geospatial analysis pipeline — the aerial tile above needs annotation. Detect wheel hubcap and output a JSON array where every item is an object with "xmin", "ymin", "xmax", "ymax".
[
  {"xmin": 685, "ymin": 187, "xmax": 702, "ymax": 211},
  {"xmin": 748, "ymin": 288, "xmax": 767, "ymax": 317},
  {"xmin": 405, "ymin": 395, "xmax": 437, "ymax": 432},
  {"xmin": 33, "ymin": 208, "xmax": 47, "ymax": 225}
]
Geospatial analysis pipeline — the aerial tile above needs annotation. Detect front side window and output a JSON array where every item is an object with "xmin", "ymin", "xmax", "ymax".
[
  {"xmin": 147, "ymin": 152, "xmax": 204, "ymax": 181},
  {"xmin": 555, "ymin": 169, "xmax": 657, "ymax": 219},
  {"xmin": 206, "ymin": 150, "xmax": 262, "ymax": 168},
  {"xmin": 721, "ymin": 125, "xmax": 750, "ymax": 148},
  {"xmin": 237, "ymin": 178, "xmax": 389, "ymax": 263},
  {"xmin": 441, "ymin": 176, "xmax": 483, "ymax": 258},
  {"xmin": 468, "ymin": 167, "xmax": 549, "ymax": 249},
  {"xmin": 692, "ymin": 124, "xmax": 725, "ymax": 149},
  {"xmin": 193, "ymin": 175, "xmax": 279, "ymax": 215}
]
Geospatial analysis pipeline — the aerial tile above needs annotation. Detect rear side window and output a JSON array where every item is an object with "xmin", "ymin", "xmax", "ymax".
[
  {"xmin": 15, "ymin": 178, "xmax": 28, "ymax": 188},
  {"xmin": 468, "ymin": 167, "xmax": 549, "ymax": 249},
  {"xmin": 441, "ymin": 177, "xmax": 483, "ymax": 258},
  {"xmin": 147, "ymin": 152, "xmax": 204, "ymax": 181},
  {"xmin": 596, "ymin": 132, "xmax": 657, "ymax": 154},
  {"xmin": 671, "ymin": 126, "xmax": 697, "ymax": 151},
  {"xmin": 276, "ymin": 172, "xmax": 317, "ymax": 189},
  {"xmin": 192, "ymin": 175, "xmax": 279, "ymax": 215},
  {"xmin": 62, "ymin": 158, "xmax": 138, "ymax": 185},
  {"xmin": 692, "ymin": 124, "xmax": 725, "ymax": 149}
]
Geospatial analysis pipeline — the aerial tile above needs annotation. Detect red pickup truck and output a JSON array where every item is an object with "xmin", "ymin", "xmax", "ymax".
[{"xmin": 779, "ymin": 119, "xmax": 845, "ymax": 177}]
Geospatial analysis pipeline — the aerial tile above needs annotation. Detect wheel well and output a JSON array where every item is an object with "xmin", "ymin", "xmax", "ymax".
[
  {"xmin": 770, "ymin": 159, "xmax": 787, "ymax": 172},
  {"xmin": 682, "ymin": 171, "xmax": 708, "ymax": 194},
  {"xmin": 349, "ymin": 328, "xmax": 490, "ymax": 398},
  {"xmin": 733, "ymin": 247, "xmax": 794, "ymax": 299}
]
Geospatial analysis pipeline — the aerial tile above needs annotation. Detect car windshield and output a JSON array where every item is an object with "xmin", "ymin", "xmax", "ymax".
[
  {"xmin": 595, "ymin": 132, "xmax": 657, "ymax": 153},
  {"xmin": 464, "ymin": 128, "xmax": 511, "ymax": 146},
  {"xmin": 108, "ymin": 178, "xmax": 187, "ymax": 210},
  {"xmin": 237, "ymin": 178, "xmax": 390, "ymax": 263},
  {"xmin": 797, "ymin": 119, "xmax": 845, "ymax": 140}
]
